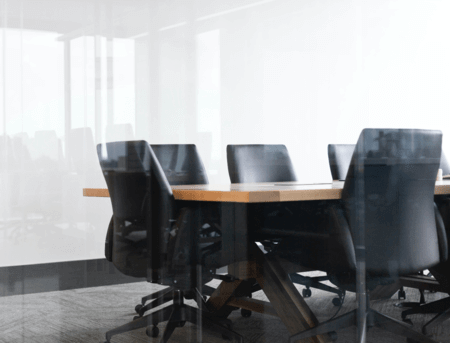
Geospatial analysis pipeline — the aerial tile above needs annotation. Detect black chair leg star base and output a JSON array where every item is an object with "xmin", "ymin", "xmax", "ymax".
[
  {"xmin": 402, "ymin": 296, "xmax": 450, "ymax": 320},
  {"xmin": 105, "ymin": 305, "xmax": 173, "ymax": 342},
  {"xmin": 290, "ymin": 273, "xmax": 345, "ymax": 304},
  {"xmin": 422, "ymin": 304, "xmax": 450, "ymax": 335},
  {"xmin": 104, "ymin": 290, "xmax": 243, "ymax": 343},
  {"xmin": 136, "ymin": 291, "xmax": 175, "ymax": 317},
  {"xmin": 135, "ymin": 286, "xmax": 174, "ymax": 314},
  {"xmin": 396, "ymin": 289, "xmax": 427, "ymax": 309},
  {"xmin": 402, "ymin": 295, "xmax": 450, "ymax": 336},
  {"xmin": 288, "ymin": 308, "xmax": 440, "ymax": 343},
  {"xmin": 135, "ymin": 286, "xmax": 211, "ymax": 318}
]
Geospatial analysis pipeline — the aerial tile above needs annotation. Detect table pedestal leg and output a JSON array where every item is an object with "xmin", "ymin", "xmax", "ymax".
[
  {"xmin": 252, "ymin": 243, "xmax": 330, "ymax": 343},
  {"xmin": 207, "ymin": 243, "xmax": 330, "ymax": 343}
]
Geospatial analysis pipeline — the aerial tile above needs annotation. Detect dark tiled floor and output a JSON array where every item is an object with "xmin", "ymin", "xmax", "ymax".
[{"xmin": 1, "ymin": 273, "xmax": 449, "ymax": 343}]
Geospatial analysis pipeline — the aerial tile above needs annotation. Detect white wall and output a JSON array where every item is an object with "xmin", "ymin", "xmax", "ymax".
[{"xmin": 1, "ymin": 0, "xmax": 450, "ymax": 267}]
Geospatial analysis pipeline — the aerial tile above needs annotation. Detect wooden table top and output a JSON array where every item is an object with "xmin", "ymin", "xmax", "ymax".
[{"xmin": 83, "ymin": 180, "xmax": 450, "ymax": 203}]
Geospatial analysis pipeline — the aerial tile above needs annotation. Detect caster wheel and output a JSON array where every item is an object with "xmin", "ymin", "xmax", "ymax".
[
  {"xmin": 178, "ymin": 321, "xmax": 186, "ymax": 328},
  {"xmin": 332, "ymin": 297, "xmax": 342, "ymax": 307},
  {"xmin": 328, "ymin": 331, "xmax": 338, "ymax": 341},
  {"xmin": 146, "ymin": 325, "xmax": 159, "ymax": 338},
  {"xmin": 135, "ymin": 304, "xmax": 143, "ymax": 313},
  {"xmin": 398, "ymin": 289, "xmax": 406, "ymax": 300},
  {"xmin": 302, "ymin": 288, "xmax": 312, "ymax": 298},
  {"xmin": 241, "ymin": 309, "xmax": 252, "ymax": 318}
]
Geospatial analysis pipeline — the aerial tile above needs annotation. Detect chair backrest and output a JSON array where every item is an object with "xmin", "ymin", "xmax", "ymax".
[
  {"xmin": 328, "ymin": 144, "xmax": 355, "ymax": 181},
  {"xmin": 227, "ymin": 145, "xmax": 297, "ymax": 183},
  {"xmin": 97, "ymin": 141, "xmax": 175, "ymax": 280},
  {"xmin": 151, "ymin": 144, "xmax": 209, "ymax": 185},
  {"xmin": 342, "ymin": 129, "xmax": 442, "ymax": 276}
]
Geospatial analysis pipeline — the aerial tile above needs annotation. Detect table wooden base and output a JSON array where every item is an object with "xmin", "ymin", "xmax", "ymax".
[{"xmin": 207, "ymin": 243, "xmax": 331, "ymax": 343}]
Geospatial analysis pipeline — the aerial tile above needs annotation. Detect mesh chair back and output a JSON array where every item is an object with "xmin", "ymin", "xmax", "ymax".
[
  {"xmin": 227, "ymin": 145, "xmax": 297, "ymax": 183},
  {"xmin": 328, "ymin": 144, "xmax": 355, "ymax": 181},
  {"xmin": 342, "ymin": 129, "xmax": 442, "ymax": 276}
]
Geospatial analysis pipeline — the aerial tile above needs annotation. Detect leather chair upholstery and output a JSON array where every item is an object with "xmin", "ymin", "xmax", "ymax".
[
  {"xmin": 105, "ymin": 144, "xmax": 209, "ymax": 261},
  {"xmin": 227, "ymin": 145, "xmax": 297, "ymax": 183},
  {"xmin": 327, "ymin": 144, "xmax": 355, "ymax": 181},
  {"xmin": 401, "ymin": 151, "xmax": 450, "ymax": 333},
  {"xmin": 104, "ymin": 144, "xmax": 218, "ymax": 318},
  {"xmin": 288, "ymin": 129, "xmax": 447, "ymax": 343},
  {"xmin": 98, "ymin": 141, "xmax": 241, "ymax": 342}
]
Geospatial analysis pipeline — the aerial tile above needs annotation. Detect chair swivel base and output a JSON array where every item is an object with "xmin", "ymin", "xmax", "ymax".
[
  {"xmin": 134, "ymin": 285, "xmax": 217, "ymax": 318},
  {"xmin": 135, "ymin": 287, "xmax": 175, "ymax": 317},
  {"xmin": 290, "ymin": 273, "xmax": 345, "ymax": 305},
  {"xmin": 395, "ymin": 287, "xmax": 426, "ymax": 309},
  {"xmin": 104, "ymin": 290, "xmax": 243, "ymax": 343},
  {"xmin": 402, "ymin": 296, "xmax": 450, "ymax": 335},
  {"xmin": 288, "ymin": 307, "xmax": 439, "ymax": 343}
]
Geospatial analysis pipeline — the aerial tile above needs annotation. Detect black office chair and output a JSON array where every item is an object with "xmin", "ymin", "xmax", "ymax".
[
  {"xmin": 98, "ymin": 141, "xmax": 242, "ymax": 343},
  {"xmin": 328, "ymin": 143, "xmax": 434, "ymax": 305},
  {"xmin": 401, "ymin": 151, "xmax": 450, "ymax": 334},
  {"xmin": 133, "ymin": 145, "xmax": 216, "ymax": 317},
  {"xmin": 103, "ymin": 145, "xmax": 217, "ymax": 318},
  {"xmin": 287, "ymin": 129, "xmax": 446, "ymax": 343},
  {"xmin": 395, "ymin": 150, "xmax": 450, "ymax": 306},
  {"xmin": 327, "ymin": 144, "xmax": 355, "ymax": 181},
  {"xmin": 227, "ymin": 144, "xmax": 344, "ymax": 304},
  {"xmin": 227, "ymin": 145, "xmax": 297, "ymax": 183}
]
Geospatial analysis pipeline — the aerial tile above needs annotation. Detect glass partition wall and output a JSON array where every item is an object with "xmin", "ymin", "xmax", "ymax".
[{"xmin": 1, "ymin": 1, "xmax": 450, "ymax": 342}]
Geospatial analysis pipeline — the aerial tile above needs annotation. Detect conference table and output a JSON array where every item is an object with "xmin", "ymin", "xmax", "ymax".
[{"xmin": 84, "ymin": 180, "xmax": 450, "ymax": 343}]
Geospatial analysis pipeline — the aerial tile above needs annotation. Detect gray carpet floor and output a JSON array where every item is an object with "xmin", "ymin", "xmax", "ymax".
[{"xmin": 1, "ymin": 273, "xmax": 450, "ymax": 343}]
